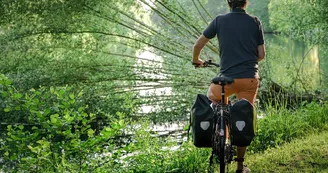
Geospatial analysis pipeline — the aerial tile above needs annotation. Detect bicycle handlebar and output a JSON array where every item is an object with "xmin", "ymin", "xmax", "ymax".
[{"xmin": 192, "ymin": 60, "xmax": 220, "ymax": 68}]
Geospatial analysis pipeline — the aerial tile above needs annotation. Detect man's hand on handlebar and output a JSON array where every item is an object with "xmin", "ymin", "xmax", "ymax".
[
  {"xmin": 192, "ymin": 59, "xmax": 220, "ymax": 68},
  {"xmin": 192, "ymin": 59, "xmax": 204, "ymax": 68}
]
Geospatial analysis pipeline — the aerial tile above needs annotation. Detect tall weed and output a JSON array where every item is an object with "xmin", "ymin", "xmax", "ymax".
[{"xmin": 249, "ymin": 101, "xmax": 328, "ymax": 153}]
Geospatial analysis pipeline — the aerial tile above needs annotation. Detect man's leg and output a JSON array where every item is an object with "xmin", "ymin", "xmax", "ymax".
[
  {"xmin": 207, "ymin": 83, "xmax": 236, "ymax": 104},
  {"xmin": 236, "ymin": 147, "xmax": 247, "ymax": 170},
  {"xmin": 234, "ymin": 78, "xmax": 259, "ymax": 171}
]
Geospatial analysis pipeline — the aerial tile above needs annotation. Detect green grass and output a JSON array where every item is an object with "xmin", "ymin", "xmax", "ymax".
[
  {"xmin": 114, "ymin": 101, "xmax": 328, "ymax": 173},
  {"xmin": 249, "ymin": 102, "xmax": 328, "ymax": 153},
  {"xmin": 227, "ymin": 131, "xmax": 328, "ymax": 173}
]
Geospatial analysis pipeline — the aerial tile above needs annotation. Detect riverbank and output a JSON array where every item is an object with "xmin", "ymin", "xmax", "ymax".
[{"xmin": 227, "ymin": 131, "xmax": 328, "ymax": 173}]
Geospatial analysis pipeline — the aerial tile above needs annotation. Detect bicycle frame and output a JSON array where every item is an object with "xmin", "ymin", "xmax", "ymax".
[{"xmin": 210, "ymin": 83, "xmax": 234, "ymax": 173}]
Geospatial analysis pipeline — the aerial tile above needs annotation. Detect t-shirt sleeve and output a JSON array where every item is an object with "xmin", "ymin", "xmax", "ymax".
[
  {"xmin": 203, "ymin": 18, "xmax": 217, "ymax": 39},
  {"xmin": 255, "ymin": 17, "xmax": 265, "ymax": 45}
]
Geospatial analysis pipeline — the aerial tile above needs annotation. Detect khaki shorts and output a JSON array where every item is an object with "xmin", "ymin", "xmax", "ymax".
[{"xmin": 207, "ymin": 78, "xmax": 259, "ymax": 105}]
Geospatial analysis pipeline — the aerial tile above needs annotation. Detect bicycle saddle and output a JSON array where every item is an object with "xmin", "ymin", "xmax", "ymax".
[{"xmin": 212, "ymin": 75, "xmax": 234, "ymax": 85}]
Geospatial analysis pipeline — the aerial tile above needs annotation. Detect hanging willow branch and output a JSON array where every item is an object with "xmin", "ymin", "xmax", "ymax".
[
  {"xmin": 151, "ymin": 0, "xmax": 218, "ymax": 53},
  {"xmin": 155, "ymin": 0, "xmax": 203, "ymax": 35},
  {"xmin": 6, "ymin": 43, "xmax": 210, "ymax": 81},
  {"xmin": 10, "ymin": 30, "xmax": 188, "ymax": 60},
  {"xmin": 138, "ymin": 0, "xmax": 196, "ymax": 40},
  {"xmin": 192, "ymin": 0, "xmax": 208, "ymax": 25},
  {"xmin": 196, "ymin": 0, "xmax": 213, "ymax": 20},
  {"xmin": 98, "ymin": 2, "xmax": 192, "ymax": 53},
  {"xmin": 86, "ymin": 4, "xmax": 189, "ymax": 53}
]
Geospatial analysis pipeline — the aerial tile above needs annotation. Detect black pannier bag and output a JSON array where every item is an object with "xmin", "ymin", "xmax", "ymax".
[
  {"xmin": 190, "ymin": 94, "xmax": 214, "ymax": 148},
  {"xmin": 230, "ymin": 98, "xmax": 257, "ymax": 147}
]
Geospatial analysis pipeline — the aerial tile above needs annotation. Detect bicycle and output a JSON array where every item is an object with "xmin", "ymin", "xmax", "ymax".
[{"xmin": 193, "ymin": 60, "xmax": 235, "ymax": 173}]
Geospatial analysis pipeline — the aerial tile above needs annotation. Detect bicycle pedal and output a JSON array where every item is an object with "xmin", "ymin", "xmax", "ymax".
[{"xmin": 224, "ymin": 144, "xmax": 234, "ymax": 163}]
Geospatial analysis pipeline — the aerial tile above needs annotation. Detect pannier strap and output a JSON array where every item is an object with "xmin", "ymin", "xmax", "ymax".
[
  {"xmin": 187, "ymin": 123, "xmax": 191, "ymax": 141},
  {"xmin": 187, "ymin": 111, "xmax": 191, "ymax": 141},
  {"xmin": 234, "ymin": 158, "xmax": 245, "ymax": 162}
]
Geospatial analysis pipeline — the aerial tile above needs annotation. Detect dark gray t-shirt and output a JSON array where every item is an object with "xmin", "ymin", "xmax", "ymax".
[{"xmin": 203, "ymin": 8, "xmax": 265, "ymax": 79}]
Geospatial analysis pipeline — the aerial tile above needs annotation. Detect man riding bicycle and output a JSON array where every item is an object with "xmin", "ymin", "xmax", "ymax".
[{"xmin": 192, "ymin": 0, "xmax": 266, "ymax": 172}]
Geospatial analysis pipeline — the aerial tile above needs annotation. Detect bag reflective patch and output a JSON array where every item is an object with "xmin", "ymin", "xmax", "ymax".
[
  {"xmin": 236, "ymin": 121, "xmax": 246, "ymax": 131},
  {"xmin": 200, "ymin": 121, "xmax": 210, "ymax": 130}
]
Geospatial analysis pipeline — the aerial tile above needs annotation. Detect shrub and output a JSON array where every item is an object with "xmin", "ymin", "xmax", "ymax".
[{"xmin": 0, "ymin": 74, "xmax": 129, "ymax": 172}]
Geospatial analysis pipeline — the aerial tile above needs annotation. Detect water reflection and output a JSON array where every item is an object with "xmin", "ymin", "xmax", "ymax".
[
  {"xmin": 136, "ymin": 48, "xmax": 172, "ymax": 114},
  {"xmin": 265, "ymin": 34, "xmax": 325, "ymax": 92}
]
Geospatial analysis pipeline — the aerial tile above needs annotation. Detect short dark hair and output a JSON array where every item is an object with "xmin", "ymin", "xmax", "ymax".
[{"xmin": 227, "ymin": 0, "xmax": 247, "ymax": 9}]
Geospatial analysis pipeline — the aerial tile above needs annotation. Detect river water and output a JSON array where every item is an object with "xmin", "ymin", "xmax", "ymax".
[{"xmin": 265, "ymin": 34, "xmax": 327, "ymax": 92}]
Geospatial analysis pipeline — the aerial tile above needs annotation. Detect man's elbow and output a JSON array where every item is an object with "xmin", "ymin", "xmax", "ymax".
[
  {"xmin": 258, "ymin": 52, "xmax": 265, "ymax": 61},
  {"xmin": 257, "ymin": 45, "xmax": 266, "ymax": 62},
  {"xmin": 193, "ymin": 35, "xmax": 209, "ymax": 51}
]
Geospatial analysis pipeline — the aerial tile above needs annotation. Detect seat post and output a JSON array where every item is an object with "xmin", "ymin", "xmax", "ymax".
[
  {"xmin": 221, "ymin": 83, "xmax": 225, "ymax": 105},
  {"xmin": 220, "ymin": 84, "xmax": 226, "ymax": 120}
]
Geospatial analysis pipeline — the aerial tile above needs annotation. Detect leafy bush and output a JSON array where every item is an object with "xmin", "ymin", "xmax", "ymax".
[{"xmin": 0, "ymin": 74, "xmax": 130, "ymax": 172}]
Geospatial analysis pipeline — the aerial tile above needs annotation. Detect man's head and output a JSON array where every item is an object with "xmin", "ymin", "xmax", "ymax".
[{"xmin": 227, "ymin": 0, "xmax": 247, "ymax": 9}]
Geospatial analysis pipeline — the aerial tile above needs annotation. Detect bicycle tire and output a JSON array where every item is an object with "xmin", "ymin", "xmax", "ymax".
[
  {"xmin": 219, "ymin": 120, "xmax": 226, "ymax": 173},
  {"xmin": 209, "ymin": 130, "xmax": 219, "ymax": 173}
]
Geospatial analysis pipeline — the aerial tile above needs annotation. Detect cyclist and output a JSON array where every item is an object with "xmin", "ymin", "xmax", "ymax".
[{"xmin": 192, "ymin": 0, "xmax": 265, "ymax": 172}]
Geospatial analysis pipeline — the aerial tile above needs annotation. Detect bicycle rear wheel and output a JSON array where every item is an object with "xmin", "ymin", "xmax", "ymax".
[
  {"xmin": 219, "ymin": 135, "xmax": 225, "ymax": 172},
  {"xmin": 219, "ymin": 120, "xmax": 226, "ymax": 172}
]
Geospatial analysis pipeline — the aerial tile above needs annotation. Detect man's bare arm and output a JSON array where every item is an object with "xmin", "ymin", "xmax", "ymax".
[
  {"xmin": 257, "ymin": 44, "xmax": 266, "ymax": 62},
  {"xmin": 193, "ymin": 35, "xmax": 210, "ymax": 64}
]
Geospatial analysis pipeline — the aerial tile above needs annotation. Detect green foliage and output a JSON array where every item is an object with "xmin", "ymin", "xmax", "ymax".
[
  {"xmin": 1, "ymin": 0, "xmax": 149, "ymax": 123},
  {"xmin": 249, "ymin": 101, "xmax": 328, "ymax": 152},
  {"xmin": 0, "ymin": 74, "xmax": 129, "ymax": 172},
  {"xmin": 1, "ymin": 73, "xmax": 211, "ymax": 172},
  {"xmin": 0, "ymin": 0, "xmax": 215, "ymax": 123},
  {"xmin": 269, "ymin": 0, "xmax": 328, "ymax": 43},
  {"xmin": 247, "ymin": 0, "xmax": 272, "ymax": 31},
  {"xmin": 259, "ymin": 35, "xmax": 324, "ymax": 93},
  {"xmin": 101, "ymin": 122, "xmax": 212, "ymax": 173}
]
